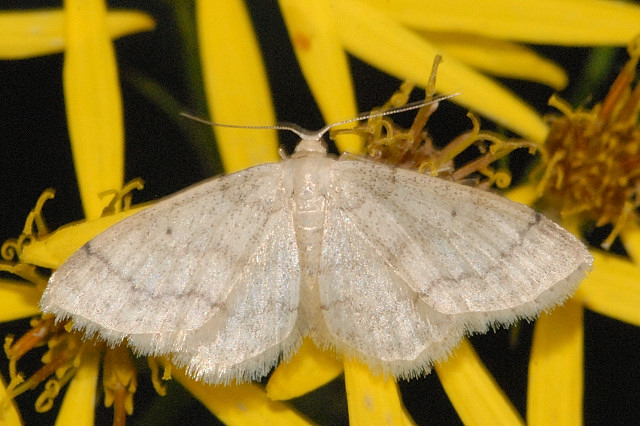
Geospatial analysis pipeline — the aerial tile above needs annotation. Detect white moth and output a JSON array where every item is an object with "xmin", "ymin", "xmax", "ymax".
[{"xmin": 40, "ymin": 102, "xmax": 593, "ymax": 384}]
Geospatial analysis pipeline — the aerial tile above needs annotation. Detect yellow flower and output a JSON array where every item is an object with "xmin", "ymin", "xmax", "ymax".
[
  {"xmin": 268, "ymin": 1, "xmax": 640, "ymax": 424},
  {"xmin": 278, "ymin": 0, "xmax": 640, "ymax": 146},
  {"xmin": 1, "ymin": 2, "xmax": 154, "ymax": 424},
  {"xmin": 1, "ymin": 1, "xmax": 305, "ymax": 425},
  {"xmin": 3, "ymin": 0, "xmax": 640, "ymax": 424},
  {"xmin": 518, "ymin": 40, "xmax": 640, "ymax": 425}
]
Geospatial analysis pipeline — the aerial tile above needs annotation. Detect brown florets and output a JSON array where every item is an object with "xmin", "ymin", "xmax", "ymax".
[{"xmin": 538, "ymin": 39, "xmax": 640, "ymax": 248}]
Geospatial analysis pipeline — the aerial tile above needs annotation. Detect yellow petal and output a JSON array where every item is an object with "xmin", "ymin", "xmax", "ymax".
[
  {"xmin": 266, "ymin": 338, "xmax": 343, "ymax": 400},
  {"xmin": 0, "ymin": 373, "xmax": 23, "ymax": 425},
  {"xmin": 196, "ymin": 0, "xmax": 279, "ymax": 173},
  {"xmin": 63, "ymin": 0, "xmax": 124, "ymax": 219},
  {"xmin": 20, "ymin": 204, "xmax": 148, "ymax": 269},
  {"xmin": 504, "ymin": 183, "xmax": 539, "ymax": 206},
  {"xmin": 620, "ymin": 219, "xmax": 640, "ymax": 266},
  {"xmin": 372, "ymin": 0, "xmax": 640, "ymax": 46},
  {"xmin": 527, "ymin": 299, "xmax": 583, "ymax": 426},
  {"xmin": 576, "ymin": 251, "xmax": 640, "ymax": 326},
  {"xmin": 0, "ymin": 10, "xmax": 154, "ymax": 59},
  {"xmin": 435, "ymin": 339, "xmax": 524, "ymax": 425},
  {"xmin": 343, "ymin": 359, "xmax": 414, "ymax": 425},
  {"xmin": 54, "ymin": 349, "xmax": 100, "ymax": 426},
  {"xmin": 329, "ymin": 0, "xmax": 548, "ymax": 142},
  {"xmin": 278, "ymin": 0, "xmax": 361, "ymax": 153},
  {"xmin": 424, "ymin": 32, "xmax": 567, "ymax": 90},
  {"xmin": 173, "ymin": 370, "xmax": 311, "ymax": 425},
  {"xmin": 106, "ymin": 11, "xmax": 155, "ymax": 41},
  {"xmin": 0, "ymin": 279, "xmax": 41, "ymax": 322}
]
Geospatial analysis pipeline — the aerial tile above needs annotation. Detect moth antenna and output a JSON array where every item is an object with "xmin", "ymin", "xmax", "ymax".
[
  {"xmin": 314, "ymin": 92, "xmax": 460, "ymax": 139},
  {"xmin": 179, "ymin": 112, "xmax": 312, "ymax": 139},
  {"xmin": 180, "ymin": 92, "xmax": 460, "ymax": 141}
]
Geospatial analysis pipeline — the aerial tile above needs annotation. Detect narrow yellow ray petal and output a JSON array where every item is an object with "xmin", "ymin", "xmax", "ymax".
[
  {"xmin": 343, "ymin": 359, "xmax": 414, "ymax": 426},
  {"xmin": 105, "ymin": 11, "xmax": 155, "ymax": 41},
  {"xmin": 435, "ymin": 339, "xmax": 524, "ymax": 426},
  {"xmin": 54, "ymin": 349, "xmax": 99, "ymax": 426},
  {"xmin": 196, "ymin": 0, "xmax": 279, "ymax": 173},
  {"xmin": 19, "ymin": 205, "xmax": 148, "ymax": 269},
  {"xmin": 0, "ymin": 280, "xmax": 41, "ymax": 322},
  {"xmin": 173, "ymin": 370, "xmax": 312, "ymax": 425},
  {"xmin": 372, "ymin": 0, "xmax": 640, "ymax": 46},
  {"xmin": 63, "ymin": 0, "xmax": 124, "ymax": 220},
  {"xmin": 528, "ymin": 299, "xmax": 583, "ymax": 426},
  {"xmin": 620, "ymin": 219, "xmax": 640, "ymax": 266},
  {"xmin": 266, "ymin": 338, "xmax": 343, "ymax": 400},
  {"xmin": 330, "ymin": 0, "xmax": 548, "ymax": 142},
  {"xmin": 424, "ymin": 32, "xmax": 567, "ymax": 90},
  {"xmin": 0, "ymin": 10, "xmax": 154, "ymax": 59},
  {"xmin": 504, "ymin": 183, "xmax": 539, "ymax": 206},
  {"xmin": 0, "ymin": 373, "xmax": 24, "ymax": 425},
  {"xmin": 576, "ymin": 251, "xmax": 640, "ymax": 327},
  {"xmin": 278, "ymin": 0, "xmax": 361, "ymax": 153}
]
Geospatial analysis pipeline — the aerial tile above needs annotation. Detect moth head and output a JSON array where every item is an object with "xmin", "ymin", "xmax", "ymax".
[{"xmin": 293, "ymin": 137, "xmax": 327, "ymax": 154}]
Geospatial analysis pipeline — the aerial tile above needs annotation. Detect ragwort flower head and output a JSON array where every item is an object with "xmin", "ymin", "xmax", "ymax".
[{"xmin": 538, "ymin": 38, "xmax": 640, "ymax": 249}]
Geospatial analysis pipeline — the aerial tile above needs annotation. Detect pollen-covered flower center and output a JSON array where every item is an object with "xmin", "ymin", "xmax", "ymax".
[{"xmin": 538, "ymin": 42, "xmax": 640, "ymax": 248}]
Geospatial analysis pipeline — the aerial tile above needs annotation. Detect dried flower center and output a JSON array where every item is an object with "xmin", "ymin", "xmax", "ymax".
[
  {"xmin": 538, "ymin": 40, "xmax": 640, "ymax": 248},
  {"xmin": 334, "ymin": 56, "xmax": 536, "ymax": 190}
]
